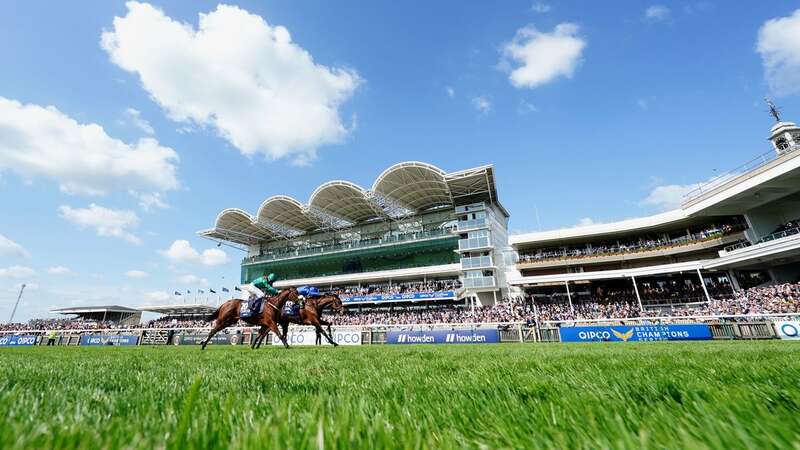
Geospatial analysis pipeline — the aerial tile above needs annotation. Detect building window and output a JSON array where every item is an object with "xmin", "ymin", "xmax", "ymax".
[{"xmin": 776, "ymin": 138, "xmax": 790, "ymax": 151}]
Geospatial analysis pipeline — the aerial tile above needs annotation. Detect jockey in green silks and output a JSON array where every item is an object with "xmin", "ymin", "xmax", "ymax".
[{"xmin": 241, "ymin": 272, "xmax": 278, "ymax": 314}]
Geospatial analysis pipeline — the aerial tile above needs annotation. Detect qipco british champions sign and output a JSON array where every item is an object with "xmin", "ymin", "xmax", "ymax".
[{"xmin": 559, "ymin": 324, "xmax": 712, "ymax": 343}]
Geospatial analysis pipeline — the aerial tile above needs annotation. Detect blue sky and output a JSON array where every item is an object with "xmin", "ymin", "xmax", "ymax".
[{"xmin": 1, "ymin": 1, "xmax": 800, "ymax": 320}]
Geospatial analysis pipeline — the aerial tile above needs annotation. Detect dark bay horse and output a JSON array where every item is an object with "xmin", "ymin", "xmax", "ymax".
[
  {"xmin": 201, "ymin": 287, "xmax": 299, "ymax": 350},
  {"xmin": 277, "ymin": 293, "xmax": 344, "ymax": 347}
]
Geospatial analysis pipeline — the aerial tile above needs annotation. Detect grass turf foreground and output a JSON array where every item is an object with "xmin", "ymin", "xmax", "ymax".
[{"xmin": 0, "ymin": 342, "xmax": 799, "ymax": 450}]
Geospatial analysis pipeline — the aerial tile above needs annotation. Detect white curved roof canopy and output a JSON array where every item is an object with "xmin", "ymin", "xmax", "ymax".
[
  {"xmin": 201, "ymin": 161, "xmax": 503, "ymax": 245},
  {"xmin": 372, "ymin": 162, "xmax": 452, "ymax": 212},
  {"xmin": 256, "ymin": 196, "xmax": 317, "ymax": 233},
  {"xmin": 208, "ymin": 208, "xmax": 274, "ymax": 244},
  {"xmin": 309, "ymin": 181, "xmax": 380, "ymax": 223}
]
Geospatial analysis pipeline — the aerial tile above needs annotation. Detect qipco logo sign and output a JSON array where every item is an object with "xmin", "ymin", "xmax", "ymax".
[
  {"xmin": 0, "ymin": 335, "xmax": 37, "ymax": 346},
  {"xmin": 577, "ymin": 330, "xmax": 611, "ymax": 341},
  {"xmin": 776, "ymin": 321, "xmax": 800, "ymax": 340}
]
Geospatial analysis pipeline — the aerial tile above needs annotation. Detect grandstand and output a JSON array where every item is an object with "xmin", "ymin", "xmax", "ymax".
[
  {"xmin": 8, "ymin": 116, "xmax": 799, "ymax": 331},
  {"xmin": 190, "ymin": 117, "xmax": 800, "ymax": 323},
  {"xmin": 199, "ymin": 162, "xmax": 511, "ymax": 309},
  {"xmin": 509, "ymin": 116, "xmax": 800, "ymax": 316},
  {"xmin": 50, "ymin": 306, "xmax": 141, "ymax": 326}
]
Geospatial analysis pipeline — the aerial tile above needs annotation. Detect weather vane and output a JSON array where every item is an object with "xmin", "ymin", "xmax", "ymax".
[{"xmin": 765, "ymin": 97, "xmax": 782, "ymax": 123}]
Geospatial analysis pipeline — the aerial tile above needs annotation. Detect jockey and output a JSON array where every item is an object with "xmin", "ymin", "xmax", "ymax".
[
  {"xmin": 291, "ymin": 286, "xmax": 320, "ymax": 316},
  {"xmin": 241, "ymin": 272, "xmax": 278, "ymax": 313}
]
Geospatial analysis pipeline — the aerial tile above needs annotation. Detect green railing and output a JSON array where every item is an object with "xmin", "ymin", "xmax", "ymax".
[{"xmin": 244, "ymin": 228, "xmax": 455, "ymax": 264}]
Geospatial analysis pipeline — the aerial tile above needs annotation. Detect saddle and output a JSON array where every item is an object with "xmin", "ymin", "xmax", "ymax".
[
  {"xmin": 241, "ymin": 296, "xmax": 267, "ymax": 318},
  {"xmin": 282, "ymin": 300, "xmax": 302, "ymax": 318}
]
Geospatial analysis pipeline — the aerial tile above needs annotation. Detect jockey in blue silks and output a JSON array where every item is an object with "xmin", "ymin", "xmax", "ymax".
[{"xmin": 289, "ymin": 286, "xmax": 321, "ymax": 317}]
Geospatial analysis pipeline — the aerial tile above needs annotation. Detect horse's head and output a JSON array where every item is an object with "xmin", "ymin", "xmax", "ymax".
[
  {"xmin": 328, "ymin": 293, "xmax": 344, "ymax": 314},
  {"xmin": 315, "ymin": 292, "xmax": 344, "ymax": 314}
]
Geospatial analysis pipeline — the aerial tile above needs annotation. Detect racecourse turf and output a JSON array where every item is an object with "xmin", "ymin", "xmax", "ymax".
[{"xmin": 1, "ymin": 342, "xmax": 799, "ymax": 450}]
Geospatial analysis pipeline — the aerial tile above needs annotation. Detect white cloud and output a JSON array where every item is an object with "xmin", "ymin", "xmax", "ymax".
[
  {"xmin": 160, "ymin": 239, "xmax": 229, "ymax": 266},
  {"xmin": 500, "ymin": 23, "xmax": 586, "ymax": 89},
  {"xmin": 641, "ymin": 182, "xmax": 702, "ymax": 211},
  {"xmin": 0, "ymin": 266, "xmax": 36, "ymax": 278},
  {"xmin": 645, "ymin": 5, "xmax": 670, "ymax": 21},
  {"xmin": 0, "ymin": 234, "xmax": 29, "ymax": 258},
  {"xmin": 683, "ymin": 2, "xmax": 713, "ymax": 15},
  {"xmin": 125, "ymin": 269, "xmax": 149, "ymax": 278},
  {"xmin": 757, "ymin": 10, "xmax": 800, "ymax": 96},
  {"xmin": 59, "ymin": 204, "xmax": 142, "ymax": 244},
  {"xmin": 446, "ymin": 86, "xmax": 455, "ymax": 98},
  {"xmin": 47, "ymin": 266, "xmax": 74, "ymax": 275},
  {"xmin": 472, "ymin": 96, "xmax": 492, "ymax": 115},
  {"xmin": 575, "ymin": 217, "xmax": 595, "ymax": 227},
  {"xmin": 177, "ymin": 274, "xmax": 209, "ymax": 285},
  {"xmin": 144, "ymin": 290, "xmax": 170, "ymax": 302},
  {"xmin": 121, "ymin": 107, "xmax": 155, "ymax": 135},
  {"xmin": 101, "ymin": 2, "xmax": 361, "ymax": 165},
  {"xmin": 518, "ymin": 99, "xmax": 538, "ymax": 115},
  {"xmin": 531, "ymin": 2, "xmax": 551, "ymax": 13},
  {"xmin": 129, "ymin": 190, "xmax": 169, "ymax": 211},
  {"xmin": 0, "ymin": 97, "xmax": 179, "ymax": 196}
]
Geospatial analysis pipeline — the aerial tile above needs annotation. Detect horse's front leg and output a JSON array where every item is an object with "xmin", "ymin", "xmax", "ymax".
[
  {"xmin": 319, "ymin": 318, "xmax": 333, "ymax": 339},
  {"xmin": 268, "ymin": 321, "xmax": 289, "ymax": 349},
  {"xmin": 311, "ymin": 318, "xmax": 337, "ymax": 346}
]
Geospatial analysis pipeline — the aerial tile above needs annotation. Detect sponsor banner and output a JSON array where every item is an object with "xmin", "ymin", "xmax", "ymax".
[
  {"xmin": 272, "ymin": 329, "xmax": 362, "ymax": 346},
  {"xmin": 177, "ymin": 333, "xmax": 242, "ymax": 345},
  {"xmin": 79, "ymin": 334, "xmax": 139, "ymax": 346},
  {"xmin": 774, "ymin": 321, "xmax": 800, "ymax": 340},
  {"xmin": 342, "ymin": 291, "xmax": 455, "ymax": 304},
  {"xmin": 559, "ymin": 324, "xmax": 712, "ymax": 343},
  {"xmin": 386, "ymin": 329, "xmax": 499, "ymax": 345},
  {"xmin": 0, "ymin": 335, "xmax": 38, "ymax": 346}
]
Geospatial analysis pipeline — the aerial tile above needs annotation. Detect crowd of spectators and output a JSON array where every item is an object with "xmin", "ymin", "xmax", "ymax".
[
  {"xmin": 2, "ymin": 282, "xmax": 798, "ymax": 331},
  {"xmin": 330, "ymin": 300, "xmax": 533, "ymax": 326},
  {"xmin": 338, "ymin": 279, "xmax": 461, "ymax": 298},
  {"xmin": 534, "ymin": 282, "xmax": 800, "ymax": 321},
  {"xmin": 0, "ymin": 318, "xmax": 121, "ymax": 332},
  {"xmin": 519, "ymin": 220, "xmax": 746, "ymax": 263},
  {"xmin": 144, "ymin": 318, "xmax": 209, "ymax": 329},
  {"xmin": 769, "ymin": 218, "xmax": 800, "ymax": 236}
]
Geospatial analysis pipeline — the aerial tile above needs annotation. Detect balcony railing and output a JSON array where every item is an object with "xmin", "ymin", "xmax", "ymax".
[
  {"xmin": 723, "ymin": 226, "xmax": 800, "ymax": 253},
  {"xmin": 683, "ymin": 144, "xmax": 799, "ymax": 203},
  {"xmin": 461, "ymin": 255, "xmax": 493, "ymax": 269},
  {"xmin": 457, "ymin": 217, "xmax": 486, "ymax": 231},
  {"xmin": 244, "ymin": 227, "xmax": 454, "ymax": 264},
  {"xmin": 462, "ymin": 276, "xmax": 496, "ymax": 289},
  {"xmin": 459, "ymin": 236, "xmax": 490, "ymax": 251},
  {"xmin": 518, "ymin": 224, "xmax": 748, "ymax": 264}
]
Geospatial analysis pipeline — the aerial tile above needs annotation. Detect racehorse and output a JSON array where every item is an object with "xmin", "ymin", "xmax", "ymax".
[
  {"xmin": 200, "ymin": 287, "xmax": 300, "ymax": 350},
  {"xmin": 275, "ymin": 293, "xmax": 344, "ymax": 348}
]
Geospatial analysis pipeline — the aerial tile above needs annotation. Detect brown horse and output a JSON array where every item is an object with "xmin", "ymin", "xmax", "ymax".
[
  {"xmin": 277, "ymin": 293, "xmax": 344, "ymax": 347},
  {"xmin": 200, "ymin": 287, "xmax": 299, "ymax": 350}
]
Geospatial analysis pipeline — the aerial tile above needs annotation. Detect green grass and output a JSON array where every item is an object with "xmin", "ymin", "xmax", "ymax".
[{"xmin": 1, "ymin": 342, "xmax": 799, "ymax": 449}]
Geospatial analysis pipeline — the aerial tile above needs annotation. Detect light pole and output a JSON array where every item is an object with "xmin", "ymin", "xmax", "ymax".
[{"xmin": 8, "ymin": 283, "xmax": 26, "ymax": 324}]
